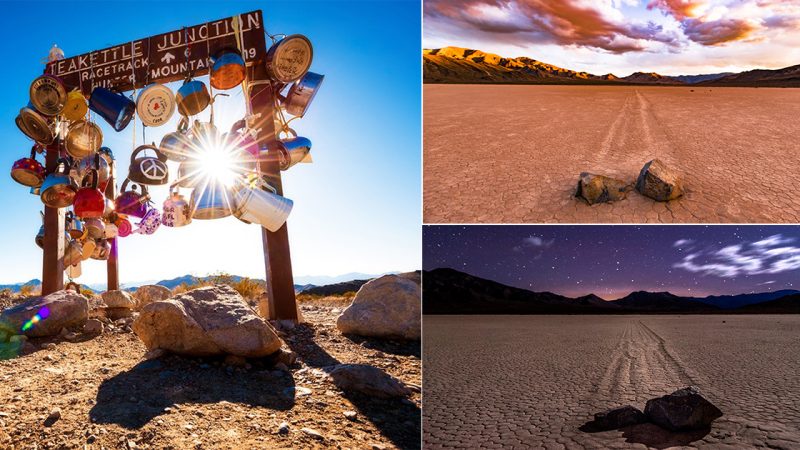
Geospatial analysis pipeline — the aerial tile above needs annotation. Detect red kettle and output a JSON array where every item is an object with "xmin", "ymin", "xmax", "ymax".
[{"xmin": 73, "ymin": 169, "xmax": 105, "ymax": 219}]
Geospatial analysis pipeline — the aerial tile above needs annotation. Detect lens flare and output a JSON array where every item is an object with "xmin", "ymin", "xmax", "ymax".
[{"xmin": 21, "ymin": 306, "xmax": 50, "ymax": 332}]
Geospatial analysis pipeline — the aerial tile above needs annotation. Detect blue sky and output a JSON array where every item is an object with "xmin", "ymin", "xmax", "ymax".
[{"xmin": 0, "ymin": 0, "xmax": 421, "ymax": 285}]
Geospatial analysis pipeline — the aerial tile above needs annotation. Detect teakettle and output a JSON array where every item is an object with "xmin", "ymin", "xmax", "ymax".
[
  {"xmin": 11, "ymin": 147, "xmax": 46, "ymax": 187},
  {"xmin": 66, "ymin": 212, "xmax": 87, "ymax": 240},
  {"xmin": 80, "ymin": 239, "xmax": 96, "ymax": 261},
  {"xmin": 284, "ymin": 72, "xmax": 324, "ymax": 117},
  {"xmin": 65, "ymin": 120, "xmax": 103, "ymax": 158},
  {"xmin": 89, "ymin": 87, "xmax": 135, "ymax": 132},
  {"xmin": 63, "ymin": 90, "xmax": 88, "ymax": 122},
  {"xmin": 191, "ymin": 182, "xmax": 234, "ymax": 219},
  {"xmin": 274, "ymin": 130, "xmax": 312, "ymax": 170},
  {"xmin": 232, "ymin": 176, "xmax": 293, "ymax": 231},
  {"xmin": 176, "ymin": 79, "xmax": 210, "ymax": 116},
  {"xmin": 104, "ymin": 222, "xmax": 119, "ymax": 239},
  {"xmin": 176, "ymin": 160, "xmax": 202, "ymax": 188},
  {"xmin": 115, "ymin": 179, "xmax": 151, "ymax": 218},
  {"xmin": 162, "ymin": 185, "xmax": 192, "ymax": 227},
  {"xmin": 73, "ymin": 169, "xmax": 105, "ymax": 219},
  {"xmin": 159, "ymin": 117, "xmax": 193, "ymax": 162},
  {"xmin": 133, "ymin": 208, "xmax": 161, "ymax": 235},
  {"xmin": 91, "ymin": 239, "xmax": 110, "ymax": 260},
  {"xmin": 63, "ymin": 239, "xmax": 83, "ymax": 267},
  {"xmin": 210, "ymin": 49, "xmax": 246, "ymax": 90},
  {"xmin": 29, "ymin": 74, "xmax": 67, "ymax": 116},
  {"xmin": 40, "ymin": 159, "xmax": 77, "ymax": 208},
  {"xmin": 75, "ymin": 153, "xmax": 110, "ymax": 192},
  {"xmin": 266, "ymin": 34, "xmax": 313, "ymax": 83},
  {"xmin": 128, "ymin": 145, "xmax": 169, "ymax": 185},
  {"xmin": 84, "ymin": 218, "xmax": 105, "ymax": 240},
  {"xmin": 17, "ymin": 107, "xmax": 54, "ymax": 144}
]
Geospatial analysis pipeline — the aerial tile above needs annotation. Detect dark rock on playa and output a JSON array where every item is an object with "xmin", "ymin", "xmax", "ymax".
[
  {"xmin": 645, "ymin": 386, "xmax": 722, "ymax": 431},
  {"xmin": 575, "ymin": 172, "xmax": 632, "ymax": 205},
  {"xmin": 636, "ymin": 159, "xmax": 684, "ymax": 201},
  {"xmin": 591, "ymin": 405, "xmax": 647, "ymax": 431}
]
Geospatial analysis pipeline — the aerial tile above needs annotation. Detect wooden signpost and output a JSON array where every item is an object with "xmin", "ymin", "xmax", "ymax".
[{"xmin": 40, "ymin": 10, "xmax": 299, "ymax": 321}]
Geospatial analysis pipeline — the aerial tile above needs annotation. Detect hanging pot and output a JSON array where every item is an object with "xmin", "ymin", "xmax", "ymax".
[
  {"xmin": 133, "ymin": 208, "xmax": 161, "ymax": 235},
  {"xmin": 66, "ymin": 212, "xmax": 87, "ymax": 240},
  {"xmin": 159, "ymin": 117, "xmax": 193, "ymax": 162},
  {"xmin": 84, "ymin": 218, "xmax": 105, "ymax": 239},
  {"xmin": 116, "ymin": 217, "xmax": 133, "ymax": 238},
  {"xmin": 66, "ymin": 262, "xmax": 82, "ymax": 279},
  {"xmin": 128, "ymin": 145, "xmax": 169, "ymax": 185},
  {"xmin": 11, "ymin": 147, "xmax": 46, "ymax": 187},
  {"xmin": 190, "ymin": 182, "xmax": 234, "ymax": 219},
  {"xmin": 75, "ymin": 153, "xmax": 110, "ymax": 193},
  {"xmin": 192, "ymin": 119, "xmax": 220, "ymax": 146},
  {"xmin": 35, "ymin": 225, "xmax": 45, "ymax": 249},
  {"xmin": 176, "ymin": 80, "xmax": 210, "ymax": 117},
  {"xmin": 91, "ymin": 239, "xmax": 110, "ymax": 260},
  {"xmin": 29, "ymin": 74, "xmax": 67, "ymax": 116},
  {"xmin": 210, "ymin": 49, "xmax": 246, "ymax": 90},
  {"xmin": 63, "ymin": 90, "xmax": 88, "ymax": 122},
  {"xmin": 266, "ymin": 34, "xmax": 313, "ymax": 83},
  {"xmin": 176, "ymin": 160, "xmax": 201, "ymax": 188},
  {"xmin": 80, "ymin": 238, "xmax": 96, "ymax": 261},
  {"xmin": 73, "ymin": 169, "xmax": 105, "ymax": 219},
  {"xmin": 115, "ymin": 179, "xmax": 150, "ymax": 218},
  {"xmin": 16, "ymin": 107, "xmax": 55, "ymax": 144},
  {"xmin": 137, "ymin": 83, "xmax": 176, "ymax": 127},
  {"xmin": 162, "ymin": 185, "xmax": 192, "ymax": 227},
  {"xmin": 284, "ymin": 72, "xmax": 323, "ymax": 117},
  {"xmin": 98, "ymin": 146, "xmax": 114, "ymax": 164},
  {"xmin": 63, "ymin": 239, "xmax": 83, "ymax": 267},
  {"xmin": 274, "ymin": 130, "xmax": 312, "ymax": 170},
  {"xmin": 65, "ymin": 120, "xmax": 103, "ymax": 158},
  {"xmin": 232, "ymin": 177, "xmax": 293, "ymax": 231},
  {"xmin": 89, "ymin": 87, "xmax": 135, "ymax": 132},
  {"xmin": 40, "ymin": 159, "xmax": 77, "ymax": 208}
]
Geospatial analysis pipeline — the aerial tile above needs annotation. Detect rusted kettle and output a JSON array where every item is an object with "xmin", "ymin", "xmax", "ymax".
[
  {"xmin": 40, "ymin": 159, "xmax": 77, "ymax": 208},
  {"xmin": 158, "ymin": 117, "xmax": 193, "ymax": 162},
  {"xmin": 128, "ymin": 145, "xmax": 169, "ymax": 185},
  {"xmin": 73, "ymin": 169, "xmax": 105, "ymax": 219},
  {"xmin": 65, "ymin": 120, "xmax": 103, "ymax": 158},
  {"xmin": 11, "ymin": 147, "xmax": 46, "ymax": 187},
  {"xmin": 162, "ymin": 185, "xmax": 192, "ymax": 227},
  {"xmin": 115, "ymin": 179, "xmax": 151, "ymax": 218}
]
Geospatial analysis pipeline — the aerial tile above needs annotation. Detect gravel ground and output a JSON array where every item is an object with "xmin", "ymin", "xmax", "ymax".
[
  {"xmin": 423, "ymin": 85, "xmax": 800, "ymax": 223},
  {"xmin": 423, "ymin": 315, "xmax": 800, "ymax": 449},
  {"xmin": 0, "ymin": 299, "xmax": 421, "ymax": 449}
]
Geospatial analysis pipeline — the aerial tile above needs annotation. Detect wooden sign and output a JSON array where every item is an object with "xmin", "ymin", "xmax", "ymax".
[{"xmin": 45, "ymin": 10, "xmax": 267, "ymax": 95}]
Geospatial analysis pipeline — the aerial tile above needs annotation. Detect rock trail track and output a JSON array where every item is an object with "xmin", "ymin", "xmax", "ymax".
[
  {"xmin": 423, "ymin": 315, "xmax": 800, "ymax": 449},
  {"xmin": 423, "ymin": 85, "xmax": 800, "ymax": 223}
]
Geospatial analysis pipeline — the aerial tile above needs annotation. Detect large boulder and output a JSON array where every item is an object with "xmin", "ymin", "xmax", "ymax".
[
  {"xmin": 327, "ymin": 364, "xmax": 412, "ymax": 398},
  {"xmin": 575, "ymin": 172, "xmax": 631, "ymax": 205},
  {"xmin": 101, "ymin": 290, "xmax": 135, "ymax": 309},
  {"xmin": 132, "ymin": 285, "xmax": 283, "ymax": 357},
  {"xmin": 336, "ymin": 274, "xmax": 420, "ymax": 340},
  {"xmin": 0, "ymin": 290, "xmax": 88, "ymax": 338},
  {"xmin": 133, "ymin": 284, "xmax": 172, "ymax": 309},
  {"xmin": 636, "ymin": 159, "xmax": 684, "ymax": 201},
  {"xmin": 644, "ymin": 386, "xmax": 723, "ymax": 431}
]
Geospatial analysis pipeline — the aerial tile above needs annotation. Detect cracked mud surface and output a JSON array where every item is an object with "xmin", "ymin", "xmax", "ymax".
[
  {"xmin": 423, "ymin": 315, "xmax": 800, "ymax": 449},
  {"xmin": 423, "ymin": 85, "xmax": 800, "ymax": 223}
]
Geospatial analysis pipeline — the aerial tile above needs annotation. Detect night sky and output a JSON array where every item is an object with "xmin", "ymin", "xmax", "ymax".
[{"xmin": 423, "ymin": 226, "xmax": 800, "ymax": 299}]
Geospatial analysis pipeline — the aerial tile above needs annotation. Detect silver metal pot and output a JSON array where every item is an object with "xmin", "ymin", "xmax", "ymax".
[
  {"xmin": 284, "ymin": 72, "xmax": 323, "ymax": 117},
  {"xmin": 191, "ymin": 182, "xmax": 234, "ymax": 220}
]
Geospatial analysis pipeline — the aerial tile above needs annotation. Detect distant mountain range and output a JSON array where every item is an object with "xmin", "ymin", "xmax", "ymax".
[
  {"xmin": 423, "ymin": 268, "xmax": 800, "ymax": 314},
  {"xmin": 423, "ymin": 47, "xmax": 800, "ymax": 87}
]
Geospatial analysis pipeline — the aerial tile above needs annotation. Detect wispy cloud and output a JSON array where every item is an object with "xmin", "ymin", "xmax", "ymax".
[
  {"xmin": 673, "ymin": 238, "xmax": 694, "ymax": 247},
  {"xmin": 513, "ymin": 235, "xmax": 555, "ymax": 252},
  {"xmin": 674, "ymin": 234, "xmax": 800, "ymax": 278}
]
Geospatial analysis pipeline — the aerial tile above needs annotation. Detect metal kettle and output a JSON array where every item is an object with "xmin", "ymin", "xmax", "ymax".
[
  {"xmin": 73, "ymin": 169, "xmax": 105, "ymax": 219},
  {"xmin": 65, "ymin": 120, "xmax": 103, "ymax": 158},
  {"xmin": 128, "ymin": 145, "xmax": 169, "ymax": 185},
  {"xmin": 191, "ymin": 182, "xmax": 234, "ymax": 220},
  {"xmin": 115, "ymin": 179, "xmax": 151, "ymax": 218},
  {"xmin": 162, "ymin": 185, "xmax": 192, "ymax": 227},
  {"xmin": 40, "ymin": 159, "xmax": 77, "ymax": 208}
]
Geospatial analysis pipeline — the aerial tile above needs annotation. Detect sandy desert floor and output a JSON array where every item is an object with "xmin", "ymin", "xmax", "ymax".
[
  {"xmin": 423, "ymin": 85, "xmax": 800, "ymax": 223},
  {"xmin": 423, "ymin": 315, "xmax": 800, "ymax": 449},
  {"xmin": 0, "ymin": 299, "xmax": 421, "ymax": 450}
]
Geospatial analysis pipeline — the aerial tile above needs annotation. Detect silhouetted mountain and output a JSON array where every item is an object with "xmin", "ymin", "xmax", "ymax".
[
  {"xmin": 423, "ymin": 268, "xmax": 799, "ymax": 314},
  {"xmin": 0, "ymin": 279, "xmax": 41, "ymax": 293},
  {"xmin": 671, "ymin": 73, "xmax": 733, "ymax": 84},
  {"xmin": 703, "ymin": 64, "xmax": 800, "ymax": 87},
  {"xmin": 735, "ymin": 295, "xmax": 800, "ymax": 313},
  {"xmin": 696, "ymin": 290, "xmax": 800, "ymax": 309},
  {"xmin": 621, "ymin": 72, "xmax": 681, "ymax": 84}
]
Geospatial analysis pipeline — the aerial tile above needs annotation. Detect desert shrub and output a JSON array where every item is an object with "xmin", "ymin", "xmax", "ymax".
[
  {"xmin": 0, "ymin": 288, "xmax": 12, "ymax": 298},
  {"xmin": 80, "ymin": 287, "xmax": 95, "ymax": 297},
  {"xmin": 19, "ymin": 284, "xmax": 35, "ymax": 297},
  {"xmin": 172, "ymin": 283, "xmax": 192, "ymax": 296},
  {"xmin": 232, "ymin": 278, "xmax": 264, "ymax": 299}
]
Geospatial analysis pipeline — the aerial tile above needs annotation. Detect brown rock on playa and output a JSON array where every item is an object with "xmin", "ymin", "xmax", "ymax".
[
  {"xmin": 575, "ymin": 172, "xmax": 632, "ymax": 204},
  {"xmin": 0, "ymin": 290, "xmax": 88, "ymax": 338},
  {"xmin": 336, "ymin": 274, "xmax": 421, "ymax": 340},
  {"xmin": 132, "ymin": 285, "xmax": 283, "ymax": 357},
  {"xmin": 636, "ymin": 159, "xmax": 684, "ymax": 201}
]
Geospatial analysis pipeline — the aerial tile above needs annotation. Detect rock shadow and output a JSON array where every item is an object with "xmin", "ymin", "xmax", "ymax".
[
  {"xmin": 580, "ymin": 419, "xmax": 711, "ymax": 449},
  {"xmin": 286, "ymin": 324, "xmax": 421, "ymax": 450},
  {"xmin": 89, "ymin": 355, "xmax": 295, "ymax": 429},
  {"xmin": 342, "ymin": 334, "xmax": 421, "ymax": 358}
]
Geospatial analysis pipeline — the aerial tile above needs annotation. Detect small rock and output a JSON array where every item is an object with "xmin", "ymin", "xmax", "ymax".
[
  {"xmin": 64, "ymin": 332, "xmax": 79, "ymax": 341},
  {"xmin": 589, "ymin": 405, "xmax": 646, "ymax": 431},
  {"xmin": 83, "ymin": 319, "xmax": 104, "ymax": 335},
  {"xmin": 44, "ymin": 408, "xmax": 61, "ymax": 427},
  {"xmin": 343, "ymin": 411, "xmax": 358, "ymax": 421},
  {"xmin": 277, "ymin": 350, "xmax": 297, "ymax": 366},
  {"xmin": 43, "ymin": 355, "xmax": 55, "ymax": 362},
  {"xmin": 101, "ymin": 290, "xmax": 136, "ymax": 309},
  {"xmin": 644, "ymin": 386, "xmax": 723, "ymax": 431},
  {"xmin": 327, "ymin": 364, "xmax": 412, "ymax": 398},
  {"xmin": 277, "ymin": 422, "xmax": 289, "ymax": 435},
  {"xmin": 636, "ymin": 159, "xmax": 684, "ymax": 201},
  {"xmin": 301, "ymin": 427, "xmax": 324, "ymax": 440},
  {"xmin": 41, "ymin": 343, "xmax": 56, "ymax": 350},
  {"xmin": 575, "ymin": 172, "xmax": 632, "ymax": 204},
  {"xmin": 87, "ymin": 435, "xmax": 96, "ymax": 443}
]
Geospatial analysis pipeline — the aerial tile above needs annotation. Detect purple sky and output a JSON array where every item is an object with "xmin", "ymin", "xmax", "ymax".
[
  {"xmin": 424, "ymin": 226, "xmax": 800, "ymax": 300},
  {"xmin": 423, "ymin": 0, "xmax": 800, "ymax": 76}
]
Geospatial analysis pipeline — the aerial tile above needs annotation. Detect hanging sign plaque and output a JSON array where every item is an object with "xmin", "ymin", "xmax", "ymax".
[{"xmin": 45, "ymin": 10, "xmax": 266, "ymax": 95}]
